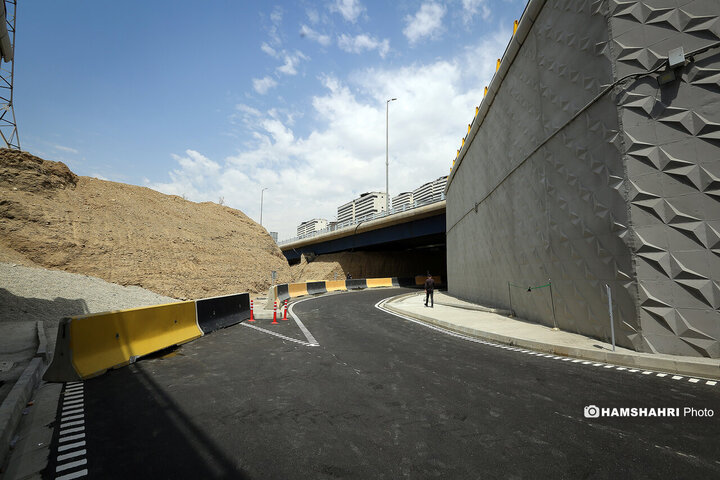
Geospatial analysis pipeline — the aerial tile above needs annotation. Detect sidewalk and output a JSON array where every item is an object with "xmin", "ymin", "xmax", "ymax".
[{"xmin": 385, "ymin": 291, "xmax": 720, "ymax": 381}]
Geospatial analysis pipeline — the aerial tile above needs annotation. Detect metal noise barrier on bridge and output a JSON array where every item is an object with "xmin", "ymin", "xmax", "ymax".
[{"xmin": 43, "ymin": 292, "xmax": 251, "ymax": 382}]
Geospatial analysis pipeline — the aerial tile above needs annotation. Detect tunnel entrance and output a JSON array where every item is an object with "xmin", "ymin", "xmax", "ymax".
[{"xmin": 286, "ymin": 232, "xmax": 447, "ymax": 285}]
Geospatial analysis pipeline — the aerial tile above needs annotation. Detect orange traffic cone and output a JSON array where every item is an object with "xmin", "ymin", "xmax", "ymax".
[
  {"xmin": 249, "ymin": 299, "xmax": 255, "ymax": 322},
  {"xmin": 272, "ymin": 301, "xmax": 278, "ymax": 324},
  {"xmin": 282, "ymin": 300, "xmax": 288, "ymax": 320}
]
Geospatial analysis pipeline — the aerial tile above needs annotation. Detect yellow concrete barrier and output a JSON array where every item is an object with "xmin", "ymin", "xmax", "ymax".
[
  {"xmin": 325, "ymin": 280, "xmax": 347, "ymax": 292},
  {"xmin": 367, "ymin": 278, "xmax": 393, "ymax": 288},
  {"xmin": 288, "ymin": 282, "xmax": 309, "ymax": 298},
  {"xmin": 44, "ymin": 301, "xmax": 202, "ymax": 381}
]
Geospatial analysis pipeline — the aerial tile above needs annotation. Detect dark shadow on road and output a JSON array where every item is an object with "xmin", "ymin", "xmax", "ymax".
[{"xmin": 66, "ymin": 362, "xmax": 251, "ymax": 479}]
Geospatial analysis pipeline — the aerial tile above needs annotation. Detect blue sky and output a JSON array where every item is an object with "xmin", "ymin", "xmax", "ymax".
[{"xmin": 18, "ymin": 0, "xmax": 527, "ymax": 239}]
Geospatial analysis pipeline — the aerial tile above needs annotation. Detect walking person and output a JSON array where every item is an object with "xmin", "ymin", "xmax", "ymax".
[{"xmin": 424, "ymin": 273, "xmax": 434, "ymax": 307}]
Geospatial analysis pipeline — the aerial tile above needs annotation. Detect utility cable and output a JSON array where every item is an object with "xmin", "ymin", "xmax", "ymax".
[{"xmin": 446, "ymin": 40, "xmax": 720, "ymax": 236}]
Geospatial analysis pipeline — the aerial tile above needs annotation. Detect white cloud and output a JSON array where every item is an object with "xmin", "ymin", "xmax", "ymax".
[
  {"xmin": 152, "ymin": 28, "xmax": 511, "ymax": 240},
  {"xmin": 252, "ymin": 76, "xmax": 278, "ymax": 94},
  {"xmin": 300, "ymin": 25, "xmax": 331, "ymax": 46},
  {"xmin": 306, "ymin": 9, "xmax": 320, "ymax": 24},
  {"xmin": 270, "ymin": 6, "xmax": 283, "ymax": 25},
  {"xmin": 261, "ymin": 42, "xmax": 276, "ymax": 57},
  {"xmin": 236, "ymin": 103, "xmax": 262, "ymax": 117},
  {"xmin": 266, "ymin": 6, "xmax": 283, "ymax": 47},
  {"xmin": 330, "ymin": 0, "xmax": 365, "ymax": 23},
  {"xmin": 338, "ymin": 33, "xmax": 390, "ymax": 58},
  {"xmin": 150, "ymin": 150, "xmax": 222, "ymax": 200},
  {"xmin": 54, "ymin": 144, "xmax": 79, "ymax": 154},
  {"xmin": 403, "ymin": 2, "xmax": 446, "ymax": 45},
  {"xmin": 462, "ymin": 0, "xmax": 491, "ymax": 21},
  {"xmin": 276, "ymin": 51, "xmax": 308, "ymax": 76}
]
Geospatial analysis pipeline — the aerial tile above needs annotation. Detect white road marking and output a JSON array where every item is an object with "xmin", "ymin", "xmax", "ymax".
[
  {"xmin": 59, "ymin": 426, "xmax": 85, "ymax": 436},
  {"xmin": 61, "ymin": 414, "xmax": 84, "ymax": 422},
  {"xmin": 288, "ymin": 298, "xmax": 320, "ymax": 346},
  {"xmin": 377, "ymin": 296, "xmax": 719, "ymax": 388},
  {"xmin": 57, "ymin": 449, "xmax": 87, "ymax": 462},
  {"xmin": 55, "ymin": 468, "xmax": 88, "ymax": 480},
  {"xmin": 56, "ymin": 458, "xmax": 87, "ymax": 473},
  {"xmin": 57, "ymin": 441, "xmax": 85, "ymax": 452},
  {"xmin": 60, "ymin": 420, "xmax": 84, "ymax": 429},
  {"xmin": 241, "ymin": 323, "xmax": 317, "ymax": 347},
  {"xmin": 241, "ymin": 296, "xmax": 320, "ymax": 347},
  {"xmin": 55, "ymin": 383, "xmax": 90, "ymax": 479},
  {"xmin": 61, "ymin": 408, "xmax": 83, "ymax": 417},
  {"xmin": 59, "ymin": 433, "xmax": 85, "ymax": 443}
]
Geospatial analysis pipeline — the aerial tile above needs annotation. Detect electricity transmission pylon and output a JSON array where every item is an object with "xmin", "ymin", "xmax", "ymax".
[{"xmin": 0, "ymin": 0, "xmax": 19, "ymax": 150}]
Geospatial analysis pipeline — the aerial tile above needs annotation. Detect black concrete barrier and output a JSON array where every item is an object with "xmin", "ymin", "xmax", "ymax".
[
  {"xmin": 196, "ymin": 293, "xmax": 250, "ymax": 334},
  {"xmin": 276, "ymin": 284, "xmax": 290, "ymax": 302},
  {"xmin": 307, "ymin": 281, "xmax": 328, "ymax": 295},
  {"xmin": 395, "ymin": 277, "xmax": 418, "ymax": 287},
  {"xmin": 346, "ymin": 279, "xmax": 367, "ymax": 290}
]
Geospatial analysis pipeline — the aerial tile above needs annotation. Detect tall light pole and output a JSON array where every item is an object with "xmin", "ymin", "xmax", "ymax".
[
  {"xmin": 260, "ymin": 187, "xmax": 268, "ymax": 227},
  {"xmin": 386, "ymin": 97, "xmax": 397, "ymax": 213}
]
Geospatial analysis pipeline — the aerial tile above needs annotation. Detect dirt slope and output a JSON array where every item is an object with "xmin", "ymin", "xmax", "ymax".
[{"xmin": 0, "ymin": 149, "xmax": 292, "ymax": 299}]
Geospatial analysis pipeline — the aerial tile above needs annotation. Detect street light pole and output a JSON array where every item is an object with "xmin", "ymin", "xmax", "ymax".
[
  {"xmin": 386, "ymin": 97, "xmax": 397, "ymax": 213},
  {"xmin": 260, "ymin": 187, "xmax": 268, "ymax": 227}
]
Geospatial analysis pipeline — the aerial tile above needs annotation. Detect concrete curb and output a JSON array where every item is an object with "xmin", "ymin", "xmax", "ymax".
[
  {"xmin": 35, "ymin": 321, "xmax": 48, "ymax": 363},
  {"xmin": 432, "ymin": 300, "xmax": 512, "ymax": 315},
  {"xmin": 0, "ymin": 321, "xmax": 50, "ymax": 471},
  {"xmin": 383, "ymin": 299, "xmax": 720, "ymax": 381},
  {"xmin": 0, "ymin": 357, "xmax": 45, "ymax": 470}
]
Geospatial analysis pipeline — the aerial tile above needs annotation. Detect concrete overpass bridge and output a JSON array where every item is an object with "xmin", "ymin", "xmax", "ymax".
[{"xmin": 278, "ymin": 199, "xmax": 446, "ymax": 277}]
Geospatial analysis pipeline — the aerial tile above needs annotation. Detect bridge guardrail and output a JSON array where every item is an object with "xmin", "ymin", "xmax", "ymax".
[{"xmin": 279, "ymin": 194, "xmax": 445, "ymax": 246}]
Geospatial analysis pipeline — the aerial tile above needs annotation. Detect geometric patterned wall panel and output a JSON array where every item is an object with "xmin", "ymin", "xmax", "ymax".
[
  {"xmin": 447, "ymin": 0, "xmax": 641, "ymax": 351},
  {"xmin": 446, "ymin": 0, "xmax": 720, "ymax": 357},
  {"xmin": 609, "ymin": 0, "xmax": 720, "ymax": 357}
]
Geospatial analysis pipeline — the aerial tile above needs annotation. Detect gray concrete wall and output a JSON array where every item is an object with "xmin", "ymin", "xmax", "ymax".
[
  {"xmin": 608, "ymin": 0, "xmax": 720, "ymax": 357},
  {"xmin": 446, "ymin": 0, "xmax": 720, "ymax": 357}
]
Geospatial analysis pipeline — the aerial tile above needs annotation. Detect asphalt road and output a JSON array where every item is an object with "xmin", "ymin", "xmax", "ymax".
[{"xmin": 44, "ymin": 288, "xmax": 719, "ymax": 479}]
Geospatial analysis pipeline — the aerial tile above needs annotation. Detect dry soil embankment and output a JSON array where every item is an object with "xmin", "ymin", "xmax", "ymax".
[{"xmin": 0, "ymin": 149, "xmax": 292, "ymax": 300}]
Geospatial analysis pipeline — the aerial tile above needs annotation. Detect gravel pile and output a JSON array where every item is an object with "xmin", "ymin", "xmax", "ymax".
[
  {"xmin": 0, "ymin": 262, "xmax": 178, "ymax": 328},
  {"xmin": 0, "ymin": 262, "xmax": 177, "ymax": 409}
]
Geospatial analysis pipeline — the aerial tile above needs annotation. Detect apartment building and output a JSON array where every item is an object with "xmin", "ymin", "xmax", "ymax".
[
  {"xmin": 392, "ymin": 191, "xmax": 414, "ymax": 210},
  {"xmin": 296, "ymin": 218, "xmax": 328, "ymax": 237},
  {"xmin": 413, "ymin": 176, "xmax": 447, "ymax": 204},
  {"xmin": 337, "ymin": 192, "xmax": 387, "ymax": 224}
]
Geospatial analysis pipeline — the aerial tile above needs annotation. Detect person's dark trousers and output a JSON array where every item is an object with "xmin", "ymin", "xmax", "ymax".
[{"xmin": 425, "ymin": 290, "xmax": 433, "ymax": 307}]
